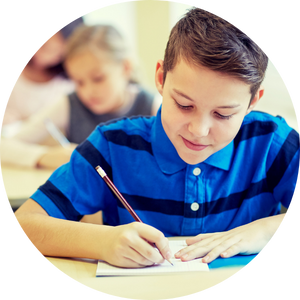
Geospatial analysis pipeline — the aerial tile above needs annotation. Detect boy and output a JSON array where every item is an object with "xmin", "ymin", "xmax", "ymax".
[{"xmin": 15, "ymin": 8, "xmax": 299, "ymax": 268}]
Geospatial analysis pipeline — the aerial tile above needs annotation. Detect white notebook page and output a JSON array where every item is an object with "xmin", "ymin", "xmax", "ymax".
[{"xmin": 96, "ymin": 240, "xmax": 209, "ymax": 276}]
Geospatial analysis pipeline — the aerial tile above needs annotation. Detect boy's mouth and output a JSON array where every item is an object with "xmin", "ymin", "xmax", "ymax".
[{"xmin": 181, "ymin": 137, "xmax": 208, "ymax": 151}]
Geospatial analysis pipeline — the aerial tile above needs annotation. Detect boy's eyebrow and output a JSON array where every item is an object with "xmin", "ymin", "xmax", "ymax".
[
  {"xmin": 217, "ymin": 104, "xmax": 241, "ymax": 109},
  {"xmin": 173, "ymin": 89, "xmax": 241, "ymax": 108},
  {"xmin": 173, "ymin": 89, "xmax": 195, "ymax": 102}
]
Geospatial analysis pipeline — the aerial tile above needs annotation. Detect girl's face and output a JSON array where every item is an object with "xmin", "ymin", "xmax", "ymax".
[{"xmin": 64, "ymin": 48, "xmax": 130, "ymax": 115}]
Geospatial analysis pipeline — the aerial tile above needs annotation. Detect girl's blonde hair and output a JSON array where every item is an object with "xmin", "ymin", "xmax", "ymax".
[{"xmin": 65, "ymin": 24, "xmax": 139, "ymax": 82}]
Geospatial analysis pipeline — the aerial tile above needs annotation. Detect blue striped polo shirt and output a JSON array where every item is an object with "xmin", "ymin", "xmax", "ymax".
[{"xmin": 31, "ymin": 107, "xmax": 299, "ymax": 237}]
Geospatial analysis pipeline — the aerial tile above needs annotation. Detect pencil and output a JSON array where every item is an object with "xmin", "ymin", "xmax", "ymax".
[
  {"xmin": 44, "ymin": 118, "xmax": 70, "ymax": 147},
  {"xmin": 95, "ymin": 165, "xmax": 173, "ymax": 266}
]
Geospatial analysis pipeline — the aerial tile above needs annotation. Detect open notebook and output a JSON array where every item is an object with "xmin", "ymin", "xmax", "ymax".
[{"xmin": 96, "ymin": 240, "xmax": 209, "ymax": 276}]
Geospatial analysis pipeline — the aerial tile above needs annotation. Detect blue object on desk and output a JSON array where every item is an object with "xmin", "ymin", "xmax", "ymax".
[{"xmin": 209, "ymin": 254, "xmax": 257, "ymax": 269}]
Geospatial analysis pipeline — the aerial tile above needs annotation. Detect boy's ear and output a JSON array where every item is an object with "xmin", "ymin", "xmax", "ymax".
[
  {"xmin": 155, "ymin": 60, "xmax": 164, "ymax": 96},
  {"xmin": 246, "ymin": 86, "xmax": 264, "ymax": 114}
]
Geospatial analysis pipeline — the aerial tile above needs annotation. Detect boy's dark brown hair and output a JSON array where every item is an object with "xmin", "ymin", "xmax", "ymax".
[{"xmin": 163, "ymin": 7, "xmax": 268, "ymax": 102}]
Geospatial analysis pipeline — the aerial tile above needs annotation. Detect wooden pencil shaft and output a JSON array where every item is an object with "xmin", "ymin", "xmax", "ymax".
[
  {"xmin": 95, "ymin": 166, "xmax": 173, "ymax": 266},
  {"xmin": 95, "ymin": 166, "xmax": 142, "ymax": 222},
  {"xmin": 103, "ymin": 175, "xmax": 143, "ymax": 223}
]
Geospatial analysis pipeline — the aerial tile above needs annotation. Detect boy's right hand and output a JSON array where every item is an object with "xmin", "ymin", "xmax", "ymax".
[{"xmin": 100, "ymin": 222, "xmax": 172, "ymax": 268}]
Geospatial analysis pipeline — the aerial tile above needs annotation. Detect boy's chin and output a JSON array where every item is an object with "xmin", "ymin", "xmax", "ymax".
[{"xmin": 178, "ymin": 152, "xmax": 208, "ymax": 165}]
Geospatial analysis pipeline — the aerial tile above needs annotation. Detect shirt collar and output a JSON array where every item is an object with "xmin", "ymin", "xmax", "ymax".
[
  {"xmin": 151, "ymin": 107, "xmax": 234, "ymax": 174},
  {"xmin": 203, "ymin": 141, "xmax": 234, "ymax": 171}
]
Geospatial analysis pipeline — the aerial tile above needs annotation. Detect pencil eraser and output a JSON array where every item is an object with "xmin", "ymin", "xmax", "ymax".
[{"xmin": 96, "ymin": 166, "xmax": 106, "ymax": 178}]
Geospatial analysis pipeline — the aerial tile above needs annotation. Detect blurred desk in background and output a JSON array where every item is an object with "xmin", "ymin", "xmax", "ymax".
[
  {"xmin": 1, "ymin": 163, "xmax": 52, "ymax": 210},
  {"xmin": 1, "ymin": 163, "xmax": 103, "ymax": 223}
]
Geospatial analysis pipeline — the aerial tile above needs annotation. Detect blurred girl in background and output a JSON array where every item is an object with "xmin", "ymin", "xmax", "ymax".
[{"xmin": 1, "ymin": 24, "xmax": 161, "ymax": 169}]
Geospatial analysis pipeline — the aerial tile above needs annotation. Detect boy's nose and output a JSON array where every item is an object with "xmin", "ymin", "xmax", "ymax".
[{"xmin": 188, "ymin": 116, "xmax": 210, "ymax": 137}]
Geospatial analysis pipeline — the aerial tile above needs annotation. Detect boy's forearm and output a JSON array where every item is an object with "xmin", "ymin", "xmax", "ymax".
[{"xmin": 16, "ymin": 210, "xmax": 111, "ymax": 260}]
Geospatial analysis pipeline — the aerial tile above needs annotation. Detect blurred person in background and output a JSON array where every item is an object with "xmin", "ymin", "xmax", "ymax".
[
  {"xmin": 2, "ymin": 17, "xmax": 83, "ymax": 136},
  {"xmin": 1, "ymin": 24, "xmax": 161, "ymax": 169}
]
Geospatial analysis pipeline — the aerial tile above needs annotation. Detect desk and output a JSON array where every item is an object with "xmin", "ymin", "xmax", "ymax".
[
  {"xmin": 47, "ymin": 257, "xmax": 241, "ymax": 299},
  {"xmin": 1, "ymin": 164, "xmax": 103, "ymax": 223},
  {"xmin": 1, "ymin": 164, "xmax": 52, "ymax": 209}
]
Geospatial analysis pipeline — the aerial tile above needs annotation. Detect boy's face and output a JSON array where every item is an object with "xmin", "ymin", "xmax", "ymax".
[{"xmin": 155, "ymin": 59, "xmax": 263, "ymax": 165}]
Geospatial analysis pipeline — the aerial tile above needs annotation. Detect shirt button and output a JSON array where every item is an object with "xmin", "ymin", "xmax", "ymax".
[
  {"xmin": 191, "ymin": 202, "xmax": 199, "ymax": 211},
  {"xmin": 193, "ymin": 167, "xmax": 201, "ymax": 176}
]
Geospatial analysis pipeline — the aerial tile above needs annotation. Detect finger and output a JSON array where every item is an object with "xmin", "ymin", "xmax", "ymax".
[
  {"xmin": 136, "ymin": 223, "xmax": 172, "ymax": 262},
  {"xmin": 115, "ymin": 223, "xmax": 164, "ymax": 265},
  {"xmin": 186, "ymin": 232, "xmax": 220, "ymax": 245},
  {"xmin": 119, "ymin": 255, "xmax": 154, "ymax": 268},
  {"xmin": 109, "ymin": 228, "xmax": 160, "ymax": 267},
  {"xmin": 220, "ymin": 243, "xmax": 244, "ymax": 259},
  {"xmin": 202, "ymin": 238, "xmax": 242, "ymax": 263},
  {"xmin": 106, "ymin": 240, "xmax": 154, "ymax": 268},
  {"xmin": 174, "ymin": 245, "xmax": 192, "ymax": 258},
  {"xmin": 122, "ymin": 235, "xmax": 164, "ymax": 266},
  {"xmin": 124, "ymin": 246, "xmax": 157, "ymax": 267},
  {"xmin": 139, "ymin": 241, "xmax": 164, "ymax": 263},
  {"xmin": 177, "ymin": 245, "xmax": 211, "ymax": 261},
  {"xmin": 175, "ymin": 234, "xmax": 223, "ymax": 259},
  {"xmin": 152, "ymin": 239, "xmax": 172, "ymax": 262}
]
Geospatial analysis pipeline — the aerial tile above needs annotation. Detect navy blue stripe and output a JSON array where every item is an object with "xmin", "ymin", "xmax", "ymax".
[
  {"xmin": 205, "ymin": 180, "xmax": 268, "ymax": 215},
  {"xmin": 234, "ymin": 120, "xmax": 278, "ymax": 148},
  {"xmin": 76, "ymin": 140, "xmax": 112, "ymax": 179},
  {"xmin": 266, "ymin": 129, "xmax": 299, "ymax": 190},
  {"xmin": 117, "ymin": 192, "xmax": 250, "ymax": 218},
  {"xmin": 115, "ymin": 181, "xmax": 267, "ymax": 218},
  {"xmin": 103, "ymin": 130, "xmax": 153, "ymax": 155},
  {"xmin": 120, "ymin": 193, "xmax": 184, "ymax": 216},
  {"xmin": 119, "ymin": 188, "xmax": 261, "ymax": 217},
  {"xmin": 39, "ymin": 181, "xmax": 83, "ymax": 221}
]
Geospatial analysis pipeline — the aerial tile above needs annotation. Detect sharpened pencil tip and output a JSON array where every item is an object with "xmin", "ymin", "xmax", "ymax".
[{"xmin": 166, "ymin": 258, "xmax": 173, "ymax": 266}]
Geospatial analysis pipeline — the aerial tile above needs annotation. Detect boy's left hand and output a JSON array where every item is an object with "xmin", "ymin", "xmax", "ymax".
[{"xmin": 175, "ymin": 214, "xmax": 285, "ymax": 263}]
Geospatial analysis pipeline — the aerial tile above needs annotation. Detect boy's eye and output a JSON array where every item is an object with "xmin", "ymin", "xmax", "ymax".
[
  {"xmin": 215, "ymin": 112, "xmax": 233, "ymax": 120},
  {"xmin": 174, "ymin": 100, "xmax": 193, "ymax": 110},
  {"xmin": 174, "ymin": 98, "xmax": 233, "ymax": 119}
]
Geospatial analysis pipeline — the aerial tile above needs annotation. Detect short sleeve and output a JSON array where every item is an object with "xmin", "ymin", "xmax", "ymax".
[
  {"xmin": 268, "ymin": 126, "xmax": 299, "ymax": 208},
  {"xmin": 31, "ymin": 127, "xmax": 117, "ymax": 220}
]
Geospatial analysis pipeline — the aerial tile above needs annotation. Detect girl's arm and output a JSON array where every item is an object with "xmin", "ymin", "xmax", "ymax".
[
  {"xmin": 14, "ymin": 95, "xmax": 70, "ymax": 144},
  {"xmin": 1, "ymin": 96, "xmax": 75, "ymax": 169},
  {"xmin": 0, "ymin": 138, "xmax": 49, "ymax": 167}
]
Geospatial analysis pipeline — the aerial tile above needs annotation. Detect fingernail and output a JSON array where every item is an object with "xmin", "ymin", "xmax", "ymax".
[
  {"xmin": 202, "ymin": 256, "xmax": 209, "ymax": 263},
  {"xmin": 166, "ymin": 251, "xmax": 172, "ymax": 259},
  {"xmin": 181, "ymin": 254, "xmax": 188, "ymax": 260},
  {"xmin": 221, "ymin": 252, "xmax": 227, "ymax": 257},
  {"xmin": 174, "ymin": 251, "xmax": 180, "ymax": 257}
]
